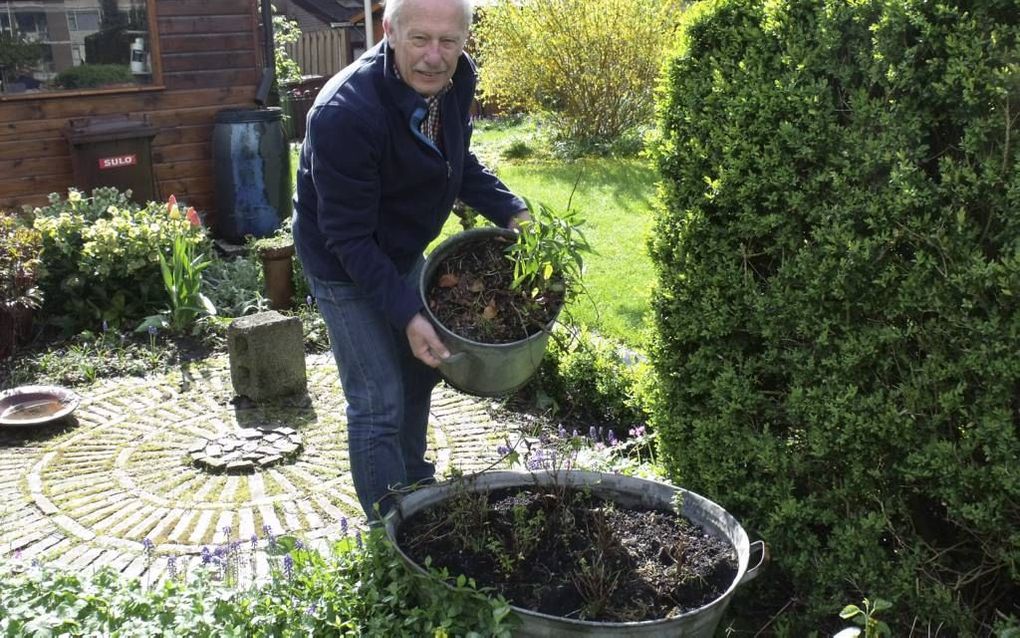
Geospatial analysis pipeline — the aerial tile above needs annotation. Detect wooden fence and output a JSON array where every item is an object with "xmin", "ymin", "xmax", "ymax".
[{"xmin": 287, "ymin": 30, "xmax": 349, "ymax": 79}]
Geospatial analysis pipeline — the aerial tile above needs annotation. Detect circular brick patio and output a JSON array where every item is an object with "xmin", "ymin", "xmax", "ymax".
[{"xmin": 0, "ymin": 354, "xmax": 513, "ymax": 582}]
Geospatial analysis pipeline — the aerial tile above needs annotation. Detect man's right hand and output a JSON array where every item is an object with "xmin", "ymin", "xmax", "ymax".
[{"xmin": 406, "ymin": 313, "xmax": 450, "ymax": 368}]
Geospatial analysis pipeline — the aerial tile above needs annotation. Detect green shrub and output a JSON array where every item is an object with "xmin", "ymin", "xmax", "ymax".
[
  {"xmin": 530, "ymin": 326, "xmax": 650, "ymax": 429},
  {"xmin": 54, "ymin": 63, "xmax": 134, "ymax": 89},
  {"xmin": 32, "ymin": 188, "xmax": 208, "ymax": 334},
  {"xmin": 649, "ymin": 0, "xmax": 1018, "ymax": 632}
]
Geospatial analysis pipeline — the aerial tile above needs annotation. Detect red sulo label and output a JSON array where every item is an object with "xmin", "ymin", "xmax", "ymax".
[{"xmin": 98, "ymin": 154, "xmax": 137, "ymax": 170}]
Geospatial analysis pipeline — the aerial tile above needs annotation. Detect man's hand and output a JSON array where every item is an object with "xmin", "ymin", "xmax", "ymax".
[
  {"xmin": 406, "ymin": 313, "xmax": 450, "ymax": 367},
  {"xmin": 508, "ymin": 209, "xmax": 531, "ymax": 231}
]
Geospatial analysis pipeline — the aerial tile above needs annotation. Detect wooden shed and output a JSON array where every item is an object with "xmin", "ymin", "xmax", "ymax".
[{"xmin": 0, "ymin": 0, "xmax": 272, "ymax": 224}]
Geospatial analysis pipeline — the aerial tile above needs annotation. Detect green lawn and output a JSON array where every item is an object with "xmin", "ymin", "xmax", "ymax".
[{"xmin": 495, "ymin": 159, "xmax": 656, "ymax": 347}]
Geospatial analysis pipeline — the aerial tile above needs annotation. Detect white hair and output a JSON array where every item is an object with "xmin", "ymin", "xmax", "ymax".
[{"xmin": 383, "ymin": 0, "xmax": 473, "ymax": 32}]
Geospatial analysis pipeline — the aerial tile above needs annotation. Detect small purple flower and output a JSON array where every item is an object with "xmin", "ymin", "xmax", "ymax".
[
  {"xmin": 355, "ymin": 532, "xmax": 363, "ymax": 549},
  {"xmin": 607, "ymin": 430, "xmax": 618, "ymax": 447},
  {"xmin": 589, "ymin": 426, "xmax": 598, "ymax": 441},
  {"xmin": 306, "ymin": 295, "xmax": 313, "ymax": 306},
  {"xmin": 229, "ymin": 540, "xmax": 241, "ymax": 553},
  {"xmin": 283, "ymin": 554, "xmax": 294, "ymax": 580},
  {"xmin": 201, "ymin": 546, "xmax": 212, "ymax": 564},
  {"xmin": 295, "ymin": 539, "xmax": 305, "ymax": 550},
  {"xmin": 557, "ymin": 424, "xmax": 568, "ymax": 439},
  {"xmin": 629, "ymin": 425, "xmax": 647, "ymax": 438},
  {"xmin": 262, "ymin": 523, "xmax": 272, "ymax": 536},
  {"xmin": 250, "ymin": 534, "xmax": 258, "ymax": 549},
  {"xmin": 222, "ymin": 525, "xmax": 232, "ymax": 537},
  {"xmin": 572, "ymin": 428, "xmax": 580, "ymax": 438},
  {"xmin": 340, "ymin": 516, "xmax": 348, "ymax": 535},
  {"xmin": 147, "ymin": 325, "xmax": 157, "ymax": 337},
  {"xmin": 142, "ymin": 538, "xmax": 154, "ymax": 554},
  {"xmin": 307, "ymin": 602, "xmax": 318, "ymax": 615},
  {"xmin": 167, "ymin": 555, "xmax": 178, "ymax": 579},
  {"xmin": 101, "ymin": 320, "xmax": 108, "ymax": 332},
  {"xmin": 30, "ymin": 558, "xmax": 41, "ymax": 569},
  {"xmin": 496, "ymin": 444, "xmax": 511, "ymax": 456},
  {"xmin": 526, "ymin": 448, "xmax": 547, "ymax": 470},
  {"xmin": 13, "ymin": 549, "xmax": 22, "ymax": 560}
]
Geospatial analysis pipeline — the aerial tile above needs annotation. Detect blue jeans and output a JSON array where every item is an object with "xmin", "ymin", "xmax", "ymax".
[{"xmin": 305, "ymin": 260, "xmax": 439, "ymax": 521}]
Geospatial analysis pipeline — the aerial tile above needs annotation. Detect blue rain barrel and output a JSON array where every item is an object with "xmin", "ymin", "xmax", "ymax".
[{"xmin": 212, "ymin": 107, "xmax": 292, "ymax": 244}]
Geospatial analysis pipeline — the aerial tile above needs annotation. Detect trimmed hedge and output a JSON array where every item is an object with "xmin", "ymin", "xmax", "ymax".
[
  {"xmin": 55, "ymin": 64, "xmax": 134, "ymax": 89},
  {"xmin": 649, "ymin": 0, "xmax": 1018, "ymax": 632}
]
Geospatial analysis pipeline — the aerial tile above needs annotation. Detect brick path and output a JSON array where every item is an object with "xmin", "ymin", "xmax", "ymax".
[{"xmin": 0, "ymin": 353, "xmax": 515, "ymax": 582}]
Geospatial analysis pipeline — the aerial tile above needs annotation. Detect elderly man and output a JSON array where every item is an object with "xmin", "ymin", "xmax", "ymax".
[{"xmin": 293, "ymin": 0, "xmax": 528, "ymax": 520}]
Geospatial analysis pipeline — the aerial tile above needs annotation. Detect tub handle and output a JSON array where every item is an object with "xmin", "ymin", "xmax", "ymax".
[{"xmin": 740, "ymin": 540, "xmax": 768, "ymax": 584}]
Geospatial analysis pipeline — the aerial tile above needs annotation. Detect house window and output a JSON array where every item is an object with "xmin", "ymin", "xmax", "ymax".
[
  {"xmin": 67, "ymin": 10, "xmax": 101, "ymax": 33},
  {"xmin": 0, "ymin": 0, "xmax": 159, "ymax": 97}
]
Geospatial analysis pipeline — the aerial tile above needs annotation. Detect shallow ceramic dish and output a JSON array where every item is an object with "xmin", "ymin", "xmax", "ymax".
[{"xmin": 0, "ymin": 385, "xmax": 80, "ymax": 427}]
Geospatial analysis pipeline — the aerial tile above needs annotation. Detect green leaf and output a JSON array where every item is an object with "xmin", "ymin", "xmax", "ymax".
[{"xmin": 840, "ymin": 604, "xmax": 862, "ymax": 619}]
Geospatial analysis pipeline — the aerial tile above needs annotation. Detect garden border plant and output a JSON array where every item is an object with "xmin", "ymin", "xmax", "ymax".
[
  {"xmin": 0, "ymin": 529, "xmax": 516, "ymax": 637},
  {"xmin": 31, "ymin": 188, "xmax": 208, "ymax": 335},
  {"xmin": 0, "ymin": 214, "xmax": 43, "ymax": 360}
]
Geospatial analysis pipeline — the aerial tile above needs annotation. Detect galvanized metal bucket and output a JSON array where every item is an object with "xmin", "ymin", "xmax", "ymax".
[
  {"xmin": 420, "ymin": 227, "xmax": 557, "ymax": 397},
  {"xmin": 384, "ymin": 470, "xmax": 767, "ymax": 637}
]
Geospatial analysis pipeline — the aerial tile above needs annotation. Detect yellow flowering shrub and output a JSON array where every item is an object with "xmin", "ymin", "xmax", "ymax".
[{"xmin": 474, "ymin": 0, "xmax": 683, "ymax": 147}]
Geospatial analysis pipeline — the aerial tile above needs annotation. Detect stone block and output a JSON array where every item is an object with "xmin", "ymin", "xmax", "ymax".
[{"xmin": 228, "ymin": 311, "xmax": 307, "ymax": 401}]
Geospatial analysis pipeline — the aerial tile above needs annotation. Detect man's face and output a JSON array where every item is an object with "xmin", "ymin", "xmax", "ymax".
[{"xmin": 384, "ymin": 0, "xmax": 468, "ymax": 97}]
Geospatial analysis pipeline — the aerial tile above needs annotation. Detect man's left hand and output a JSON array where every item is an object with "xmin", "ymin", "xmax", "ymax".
[{"xmin": 406, "ymin": 313, "xmax": 450, "ymax": 368}]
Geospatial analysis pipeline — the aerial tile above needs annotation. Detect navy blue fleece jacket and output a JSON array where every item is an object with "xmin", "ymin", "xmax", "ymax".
[{"xmin": 292, "ymin": 41, "xmax": 526, "ymax": 330}]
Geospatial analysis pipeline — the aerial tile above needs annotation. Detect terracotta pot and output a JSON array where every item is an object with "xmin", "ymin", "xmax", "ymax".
[{"xmin": 259, "ymin": 244, "xmax": 295, "ymax": 311}]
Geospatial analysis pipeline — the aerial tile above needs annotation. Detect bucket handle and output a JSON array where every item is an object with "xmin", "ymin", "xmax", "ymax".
[
  {"xmin": 740, "ymin": 540, "xmax": 768, "ymax": 584},
  {"xmin": 442, "ymin": 352, "xmax": 467, "ymax": 365}
]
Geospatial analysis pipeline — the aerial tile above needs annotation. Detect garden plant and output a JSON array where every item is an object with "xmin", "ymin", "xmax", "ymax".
[
  {"xmin": 0, "ymin": 530, "xmax": 514, "ymax": 637},
  {"xmin": 31, "ymin": 188, "xmax": 208, "ymax": 335},
  {"xmin": 0, "ymin": 214, "xmax": 43, "ymax": 360},
  {"xmin": 650, "ymin": 0, "xmax": 1018, "ymax": 632},
  {"xmin": 474, "ymin": 0, "xmax": 682, "ymax": 151}
]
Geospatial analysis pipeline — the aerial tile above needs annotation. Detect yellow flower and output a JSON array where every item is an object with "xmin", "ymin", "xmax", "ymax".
[{"xmin": 68, "ymin": 189, "xmax": 82, "ymax": 203}]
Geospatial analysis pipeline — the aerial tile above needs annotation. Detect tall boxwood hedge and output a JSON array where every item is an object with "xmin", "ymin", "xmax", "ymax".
[{"xmin": 649, "ymin": 0, "xmax": 1018, "ymax": 631}]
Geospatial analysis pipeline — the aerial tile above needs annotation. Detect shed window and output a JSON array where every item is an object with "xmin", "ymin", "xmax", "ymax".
[{"xmin": 0, "ymin": 0, "xmax": 159, "ymax": 97}]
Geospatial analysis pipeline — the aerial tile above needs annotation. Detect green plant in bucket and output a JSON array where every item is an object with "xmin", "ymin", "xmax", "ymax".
[{"xmin": 506, "ymin": 198, "xmax": 591, "ymax": 300}]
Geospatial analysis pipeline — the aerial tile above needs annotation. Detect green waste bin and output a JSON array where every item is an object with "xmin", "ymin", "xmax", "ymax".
[{"xmin": 64, "ymin": 114, "xmax": 157, "ymax": 202}]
